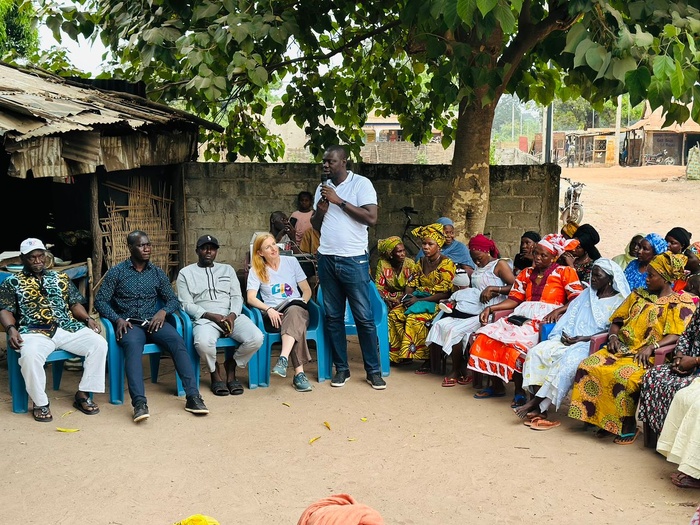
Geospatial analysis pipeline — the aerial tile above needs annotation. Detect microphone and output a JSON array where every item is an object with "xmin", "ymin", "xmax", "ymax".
[{"xmin": 319, "ymin": 173, "xmax": 329, "ymax": 202}]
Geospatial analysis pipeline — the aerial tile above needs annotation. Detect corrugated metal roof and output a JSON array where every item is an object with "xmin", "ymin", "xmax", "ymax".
[{"xmin": 0, "ymin": 62, "xmax": 222, "ymax": 180}]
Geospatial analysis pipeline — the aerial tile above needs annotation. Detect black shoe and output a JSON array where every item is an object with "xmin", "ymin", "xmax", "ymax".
[
  {"xmin": 133, "ymin": 402, "xmax": 150, "ymax": 423},
  {"xmin": 185, "ymin": 395, "xmax": 209, "ymax": 415},
  {"xmin": 366, "ymin": 373, "xmax": 387, "ymax": 390},
  {"xmin": 330, "ymin": 369, "xmax": 350, "ymax": 387}
]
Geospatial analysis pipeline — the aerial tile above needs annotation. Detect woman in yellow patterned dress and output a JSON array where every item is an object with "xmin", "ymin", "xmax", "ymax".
[
  {"xmin": 568, "ymin": 251, "xmax": 696, "ymax": 444},
  {"xmin": 388, "ymin": 224, "xmax": 456, "ymax": 372},
  {"xmin": 374, "ymin": 236, "xmax": 418, "ymax": 310}
]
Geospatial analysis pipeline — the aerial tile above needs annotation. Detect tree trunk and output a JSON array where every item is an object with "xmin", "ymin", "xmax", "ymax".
[{"xmin": 446, "ymin": 99, "xmax": 497, "ymax": 241}]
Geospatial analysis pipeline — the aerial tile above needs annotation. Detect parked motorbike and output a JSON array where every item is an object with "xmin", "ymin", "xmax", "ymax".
[
  {"xmin": 560, "ymin": 177, "xmax": 584, "ymax": 225},
  {"xmin": 644, "ymin": 149, "xmax": 675, "ymax": 165}
]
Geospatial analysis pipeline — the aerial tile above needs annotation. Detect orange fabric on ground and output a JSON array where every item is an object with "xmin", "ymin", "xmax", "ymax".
[{"xmin": 297, "ymin": 494, "xmax": 384, "ymax": 525}]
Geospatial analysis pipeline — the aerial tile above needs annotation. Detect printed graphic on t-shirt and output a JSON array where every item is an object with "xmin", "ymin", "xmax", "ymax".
[{"xmin": 271, "ymin": 283, "xmax": 294, "ymax": 298}]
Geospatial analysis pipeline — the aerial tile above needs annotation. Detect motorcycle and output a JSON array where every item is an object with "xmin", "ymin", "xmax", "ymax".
[
  {"xmin": 644, "ymin": 149, "xmax": 675, "ymax": 165},
  {"xmin": 560, "ymin": 177, "xmax": 584, "ymax": 225}
]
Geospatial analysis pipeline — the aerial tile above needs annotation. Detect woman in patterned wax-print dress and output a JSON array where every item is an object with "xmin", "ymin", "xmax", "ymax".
[{"xmin": 388, "ymin": 223, "xmax": 455, "ymax": 373}]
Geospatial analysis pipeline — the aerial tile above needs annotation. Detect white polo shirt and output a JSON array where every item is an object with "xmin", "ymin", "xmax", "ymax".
[{"xmin": 313, "ymin": 171, "xmax": 377, "ymax": 257}]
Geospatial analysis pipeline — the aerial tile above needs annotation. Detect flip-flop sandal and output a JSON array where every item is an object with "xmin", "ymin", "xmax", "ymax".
[
  {"xmin": 211, "ymin": 381, "xmax": 230, "ymax": 396},
  {"xmin": 456, "ymin": 376, "xmax": 472, "ymax": 385},
  {"xmin": 530, "ymin": 419, "xmax": 561, "ymax": 431},
  {"xmin": 671, "ymin": 472, "xmax": 700, "ymax": 489},
  {"xmin": 227, "ymin": 380, "xmax": 244, "ymax": 395},
  {"xmin": 32, "ymin": 404, "xmax": 53, "ymax": 422},
  {"xmin": 414, "ymin": 367, "xmax": 431, "ymax": 375},
  {"xmin": 473, "ymin": 387, "xmax": 506, "ymax": 399},
  {"xmin": 73, "ymin": 396, "xmax": 100, "ymax": 415},
  {"xmin": 441, "ymin": 377, "xmax": 457, "ymax": 387},
  {"xmin": 523, "ymin": 416, "xmax": 544, "ymax": 427},
  {"xmin": 613, "ymin": 428, "xmax": 641, "ymax": 445}
]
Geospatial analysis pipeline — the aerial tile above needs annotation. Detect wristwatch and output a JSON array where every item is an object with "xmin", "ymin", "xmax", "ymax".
[{"xmin": 339, "ymin": 200, "xmax": 347, "ymax": 209}]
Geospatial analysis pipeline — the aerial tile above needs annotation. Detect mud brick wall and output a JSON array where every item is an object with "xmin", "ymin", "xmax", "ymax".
[{"xmin": 178, "ymin": 162, "xmax": 560, "ymax": 270}]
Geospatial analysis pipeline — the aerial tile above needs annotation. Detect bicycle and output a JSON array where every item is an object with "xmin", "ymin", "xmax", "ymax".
[
  {"xmin": 368, "ymin": 205, "xmax": 424, "ymax": 276},
  {"xmin": 560, "ymin": 177, "xmax": 585, "ymax": 225}
]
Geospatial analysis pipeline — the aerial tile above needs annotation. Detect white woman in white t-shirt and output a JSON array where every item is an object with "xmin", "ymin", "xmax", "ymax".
[{"xmin": 246, "ymin": 233, "xmax": 314, "ymax": 392}]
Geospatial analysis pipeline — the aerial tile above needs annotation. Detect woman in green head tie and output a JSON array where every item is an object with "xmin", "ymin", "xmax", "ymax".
[
  {"xmin": 388, "ymin": 223, "xmax": 456, "ymax": 372},
  {"xmin": 374, "ymin": 236, "xmax": 418, "ymax": 309}
]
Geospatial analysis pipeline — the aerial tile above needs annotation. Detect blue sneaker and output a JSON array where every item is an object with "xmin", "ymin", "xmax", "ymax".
[
  {"xmin": 293, "ymin": 372, "xmax": 312, "ymax": 392},
  {"xmin": 272, "ymin": 356, "xmax": 288, "ymax": 378}
]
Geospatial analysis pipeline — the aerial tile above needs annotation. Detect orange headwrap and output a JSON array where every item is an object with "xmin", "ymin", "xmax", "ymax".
[{"xmin": 297, "ymin": 494, "xmax": 384, "ymax": 525}]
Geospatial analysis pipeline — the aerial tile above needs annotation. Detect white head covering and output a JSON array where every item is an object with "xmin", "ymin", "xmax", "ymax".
[
  {"xmin": 592, "ymin": 258, "xmax": 631, "ymax": 297},
  {"xmin": 547, "ymin": 258, "xmax": 630, "ymax": 353},
  {"xmin": 452, "ymin": 270, "xmax": 470, "ymax": 287}
]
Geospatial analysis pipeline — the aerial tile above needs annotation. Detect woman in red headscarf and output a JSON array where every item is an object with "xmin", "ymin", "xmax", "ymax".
[
  {"xmin": 426, "ymin": 234, "xmax": 515, "ymax": 387},
  {"xmin": 467, "ymin": 234, "xmax": 584, "ymax": 406}
]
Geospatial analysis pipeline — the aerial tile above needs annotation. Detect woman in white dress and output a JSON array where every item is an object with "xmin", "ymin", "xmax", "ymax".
[
  {"xmin": 657, "ymin": 376, "xmax": 700, "ymax": 489},
  {"xmin": 426, "ymin": 234, "xmax": 515, "ymax": 386},
  {"xmin": 514, "ymin": 258, "xmax": 630, "ymax": 428}
]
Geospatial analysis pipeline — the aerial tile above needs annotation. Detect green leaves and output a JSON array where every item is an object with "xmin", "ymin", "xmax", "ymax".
[
  {"xmin": 625, "ymin": 67, "xmax": 651, "ymax": 106},
  {"xmin": 476, "ymin": 0, "xmax": 497, "ymax": 17},
  {"xmin": 31, "ymin": 0, "xmax": 700, "ymax": 164},
  {"xmin": 192, "ymin": 2, "xmax": 220, "ymax": 23}
]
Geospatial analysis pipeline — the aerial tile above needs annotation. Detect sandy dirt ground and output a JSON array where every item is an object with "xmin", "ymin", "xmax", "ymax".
[{"xmin": 2, "ymin": 164, "xmax": 700, "ymax": 525}]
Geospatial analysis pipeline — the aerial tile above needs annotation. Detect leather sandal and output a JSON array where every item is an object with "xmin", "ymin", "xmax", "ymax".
[{"xmin": 33, "ymin": 404, "xmax": 53, "ymax": 422}]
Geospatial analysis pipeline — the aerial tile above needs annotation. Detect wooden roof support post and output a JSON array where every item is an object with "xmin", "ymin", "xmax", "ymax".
[{"xmin": 89, "ymin": 171, "xmax": 103, "ymax": 286}]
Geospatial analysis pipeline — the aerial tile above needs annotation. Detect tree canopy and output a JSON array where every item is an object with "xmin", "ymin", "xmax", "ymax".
[
  {"xmin": 39, "ymin": 0, "xmax": 700, "ymax": 236},
  {"xmin": 0, "ymin": 0, "xmax": 38, "ymax": 58}
]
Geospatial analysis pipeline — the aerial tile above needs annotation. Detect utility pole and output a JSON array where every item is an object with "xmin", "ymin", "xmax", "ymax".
[
  {"xmin": 614, "ymin": 94, "xmax": 622, "ymax": 166},
  {"xmin": 544, "ymin": 103, "xmax": 553, "ymax": 163}
]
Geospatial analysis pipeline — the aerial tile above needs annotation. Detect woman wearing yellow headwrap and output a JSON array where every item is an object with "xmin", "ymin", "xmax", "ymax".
[
  {"xmin": 569, "ymin": 251, "xmax": 697, "ymax": 444},
  {"xmin": 388, "ymin": 223, "xmax": 456, "ymax": 372},
  {"xmin": 374, "ymin": 236, "xmax": 418, "ymax": 309}
]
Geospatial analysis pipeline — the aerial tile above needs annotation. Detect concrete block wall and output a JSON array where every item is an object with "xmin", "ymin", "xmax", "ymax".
[{"xmin": 180, "ymin": 162, "xmax": 560, "ymax": 269}]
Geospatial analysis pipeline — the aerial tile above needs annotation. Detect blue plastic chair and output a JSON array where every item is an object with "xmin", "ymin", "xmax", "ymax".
[
  {"xmin": 179, "ymin": 305, "xmax": 260, "ymax": 390},
  {"xmin": 248, "ymin": 298, "xmax": 329, "ymax": 385},
  {"xmin": 101, "ymin": 310, "xmax": 198, "ymax": 405},
  {"xmin": 539, "ymin": 322, "xmax": 555, "ymax": 342},
  {"xmin": 316, "ymin": 282, "xmax": 390, "ymax": 377},
  {"xmin": 7, "ymin": 343, "xmax": 85, "ymax": 413}
]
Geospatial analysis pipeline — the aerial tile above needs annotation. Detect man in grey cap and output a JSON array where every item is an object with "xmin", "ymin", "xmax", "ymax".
[{"xmin": 177, "ymin": 235, "xmax": 264, "ymax": 396}]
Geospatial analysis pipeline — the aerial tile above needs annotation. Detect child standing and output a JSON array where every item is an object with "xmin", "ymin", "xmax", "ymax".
[{"xmin": 290, "ymin": 191, "xmax": 314, "ymax": 245}]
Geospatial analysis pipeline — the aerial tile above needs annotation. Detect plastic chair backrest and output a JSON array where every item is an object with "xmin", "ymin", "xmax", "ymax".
[
  {"xmin": 102, "ymin": 303, "xmax": 190, "ymax": 405},
  {"xmin": 179, "ymin": 304, "xmax": 260, "ymax": 390},
  {"xmin": 248, "ymin": 293, "xmax": 329, "ymax": 384},
  {"xmin": 316, "ymin": 283, "xmax": 390, "ymax": 376}
]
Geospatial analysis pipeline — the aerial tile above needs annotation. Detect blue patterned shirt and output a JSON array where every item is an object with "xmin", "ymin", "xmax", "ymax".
[
  {"xmin": 94, "ymin": 259, "xmax": 180, "ymax": 323},
  {"xmin": 0, "ymin": 269, "xmax": 86, "ymax": 336}
]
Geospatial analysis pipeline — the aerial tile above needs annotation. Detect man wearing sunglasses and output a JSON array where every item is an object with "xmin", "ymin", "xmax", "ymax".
[
  {"xmin": 0, "ymin": 238, "xmax": 107, "ymax": 422},
  {"xmin": 95, "ymin": 230, "xmax": 209, "ymax": 422}
]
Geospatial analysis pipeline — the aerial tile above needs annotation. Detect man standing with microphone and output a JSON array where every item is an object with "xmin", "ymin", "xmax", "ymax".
[{"xmin": 312, "ymin": 145, "xmax": 386, "ymax": 390}]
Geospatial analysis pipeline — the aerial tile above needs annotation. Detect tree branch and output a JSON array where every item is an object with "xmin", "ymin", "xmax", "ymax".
[
  {"xmin": 497, "ymin": 3, "xmax": 573, "ymax": 94},
  {"xmin": 148, "ymin": 19, "xmax": 402, "ymax": 95},
  {"xmin": 266, "ymin": 19, "xmax": 401, "ymax": 71}
]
